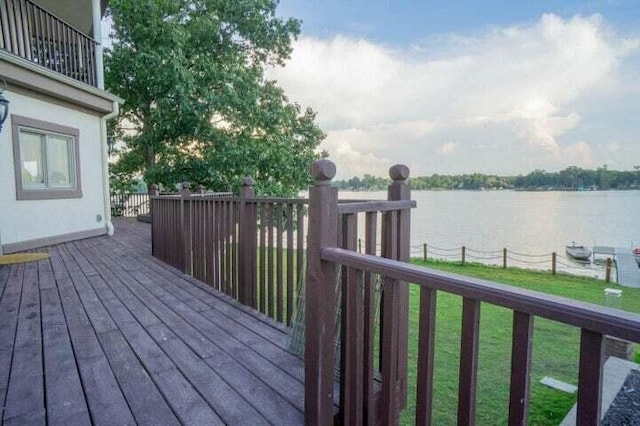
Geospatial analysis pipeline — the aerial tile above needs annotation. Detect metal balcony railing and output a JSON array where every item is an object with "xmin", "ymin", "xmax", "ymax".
[{"xmin": 0, "ymin": 0, "xmax": 97, "ymax": 86}]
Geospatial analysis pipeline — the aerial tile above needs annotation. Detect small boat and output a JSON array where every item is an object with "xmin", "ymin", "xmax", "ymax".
[{"xmin": 566, "ymin": 242, "xmax": 592, "ymax": 261}]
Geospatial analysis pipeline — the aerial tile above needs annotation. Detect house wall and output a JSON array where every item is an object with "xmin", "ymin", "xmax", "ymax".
[{"xmin": 0, "ymin": 88, "xmax": 107, "ymax": 252}]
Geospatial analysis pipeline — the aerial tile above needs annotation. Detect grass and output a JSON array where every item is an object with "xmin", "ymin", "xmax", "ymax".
[{"xmin": 398, "ymin": 259, "xmax": 640, "ymax": 425}]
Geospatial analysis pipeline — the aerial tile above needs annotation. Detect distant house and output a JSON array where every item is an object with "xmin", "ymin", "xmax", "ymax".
[{"xmin": 0, "ymin": 0, "xmax": 121, "ymax": 253}]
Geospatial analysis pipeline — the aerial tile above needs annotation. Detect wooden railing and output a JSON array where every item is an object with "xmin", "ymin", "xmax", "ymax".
[
  {"xmin": 305, "ymin": 159, "xmax": 640, "ymax": 425},
  {"xmin": 110, "ymin": 192, "xmax": 150, "ymax": 218},
  {"xmin": 0, "ymin": 0, "xmax": 97, "ymax": 86},
  {"xmin": 150, "ymin": 172, "xmax": 418, "ymax": 423},
  {"xmin": 150, "ymin": 180, "xmax": 307, "ymax": 326}
]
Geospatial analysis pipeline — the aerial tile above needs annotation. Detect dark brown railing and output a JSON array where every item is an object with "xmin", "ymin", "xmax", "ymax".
[
  {"xmin": 110, "ymin": 192, "xmax": 150, "ymax": 218},
  {"xmin": 0, "ymin": 0, "xmax": 97, "ymax": 86},
  {"xmin": 150, "ymin": 181, "xmax": 308, "ymax": 326},
  {"xmin": 305, "ymin": 159, "xmax": 640, "ymax": 425}
]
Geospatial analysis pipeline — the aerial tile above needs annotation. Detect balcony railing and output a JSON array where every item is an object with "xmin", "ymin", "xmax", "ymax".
[{"xmin": 0, "ymin": 0, "xmax": 97, "ymax": 86}]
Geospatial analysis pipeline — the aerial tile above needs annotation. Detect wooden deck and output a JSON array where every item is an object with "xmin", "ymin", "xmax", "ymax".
[{"xmin": 0, "ymin": 219, "xmax": 305, "ymax": 425}]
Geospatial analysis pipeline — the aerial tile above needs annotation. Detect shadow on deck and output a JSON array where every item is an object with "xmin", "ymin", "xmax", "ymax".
[{"xmin": 0, "ymin": 219, "xmax": 304, "ymax": 425}]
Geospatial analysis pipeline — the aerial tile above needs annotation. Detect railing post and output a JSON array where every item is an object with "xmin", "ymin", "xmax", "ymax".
[
  {"xmin": 605, "ymin": 258, "xmax": 612, "ymax": 283},
  {"xmin": 552, "ymin": 252, "xmax": 557, "ymax": 275},
  {"xmin": 462, "ymin": 246, "xmax": 466, "ymax": 266},
  {"xmin": 503, "ymin": 248, "xmax": 507, "ymax": 269},
  {"xmin": 305, "ymin": 159, "xmax": 338, "ymax": 425},
  {"xmin": 423, "ymin": 243, "xmax": 427, "ymax": 262},
  {"xmin": 383, "ymin": 164, "xmax": 411, "ymax": 412},
  {"xmin": 238, "ymin": 177, "xmax": 257, "ymax": 307},
  {"xmin": 180, "ymin": 182, "xmax": 192, "ymax": 274}
]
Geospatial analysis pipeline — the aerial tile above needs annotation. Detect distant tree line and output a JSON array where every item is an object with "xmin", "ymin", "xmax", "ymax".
[{"xmin": 334, "ymin": 166, "xmax": 640, "ymax": 191}]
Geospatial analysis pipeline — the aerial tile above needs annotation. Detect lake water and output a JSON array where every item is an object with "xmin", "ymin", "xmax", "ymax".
[{"xmin": 339, "ymin": 189, "xmax": 640, "ymax": 278}]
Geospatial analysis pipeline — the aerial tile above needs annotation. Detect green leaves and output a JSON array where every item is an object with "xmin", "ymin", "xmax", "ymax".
[{"xmin": 105, "ymin": 0, "xmax": 323, "ymax": 196}]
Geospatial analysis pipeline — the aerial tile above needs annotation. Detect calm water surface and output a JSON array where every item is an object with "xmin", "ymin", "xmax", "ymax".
[{"xmin": 339, "ymin": 189, "xmax": 640, "ymax": 277}]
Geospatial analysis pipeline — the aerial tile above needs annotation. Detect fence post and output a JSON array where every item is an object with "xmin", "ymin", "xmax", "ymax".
[
  {"xmin": 605, "ymin": 258, "xmax": 612, "ymax": 283},
  {"xmin": 180, "ymin": 182, "xmax": 192, "ymax": 274},
  {"xmin": 238, "ymin": 177, "xmax": 257, "ymax": 307},
  {"xmin": 305, "ymin": 159, "xmax": 338, "ymax": 424},
  {"xmin": 552, "ymin": 252, "xmax": 557, "ymax": 275},
  {"xmin": 383, "ymin": 164, "xmax": 411, "ymax": 412},
  {"xmin": 503, "ymin": 248, "xmax": 507, "ymax": 269},
  {"xmin": 462, "ymin": 246, "xmax": 466, "ymax": 266},
  {"xmin": 423, "ymin": 243, "xmax": 427, "ymax": 262}
]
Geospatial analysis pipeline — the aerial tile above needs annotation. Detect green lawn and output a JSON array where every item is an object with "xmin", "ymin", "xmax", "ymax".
[{"xmin": 399, "ymin": 259, "xmax": 640, "ymax": 425}]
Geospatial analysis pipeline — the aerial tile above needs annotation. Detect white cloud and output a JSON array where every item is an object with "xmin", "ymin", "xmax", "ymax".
[
  {"xmin": 437, "ymin": 142, "xmax": 457, "ymax": 156},
  {"xmin": 269, "ymin": 13, "xmax": 640, "ymax": 176}
]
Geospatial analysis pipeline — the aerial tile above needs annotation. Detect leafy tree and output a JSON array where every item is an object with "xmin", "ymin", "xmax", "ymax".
[{"xmin": 105, "ymin": 0, "xmax": 325, "ymax": 196}]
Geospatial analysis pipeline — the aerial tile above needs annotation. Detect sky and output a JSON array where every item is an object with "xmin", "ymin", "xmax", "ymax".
[{"xmin": 268, "ymin": 0, "xmax": 640, "ymax": 178}]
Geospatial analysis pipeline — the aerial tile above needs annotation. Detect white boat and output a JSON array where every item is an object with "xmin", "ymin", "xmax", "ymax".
[{"xmin": 566, "ymin": 242, "xmax": 592, "ymax": 261}]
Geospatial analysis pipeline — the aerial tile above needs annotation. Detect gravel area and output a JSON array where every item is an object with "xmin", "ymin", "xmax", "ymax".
[{"xmin": 602, "ymin": 369, "xmax": 640, "ymax": 425}]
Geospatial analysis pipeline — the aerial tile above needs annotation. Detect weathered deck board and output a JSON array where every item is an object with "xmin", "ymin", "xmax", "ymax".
[
  {"xmin": 3, "ymin": 259, "xmax": 45, "ymax": 425},
  {"xmin": 37, "ymin": 257, "xmax": 91, "ymax": 426},
  {"xmin": 0, "ymin": 264, "xmax": 23, "ymax": 422},
  {"xmin": 77, "ymin": 238, "xmax": 301, "ymax": 424},
  {"xmin": 0, "ymin": 219, "xmax": 306, "ymax": 425}
]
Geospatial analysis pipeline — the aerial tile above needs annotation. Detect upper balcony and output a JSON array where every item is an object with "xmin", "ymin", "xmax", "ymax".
[{"xmin": 0, "ymin": 0, "xmax": 107, "ymax": 87}]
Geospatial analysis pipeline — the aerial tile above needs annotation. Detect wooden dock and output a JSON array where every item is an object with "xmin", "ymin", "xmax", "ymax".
[
  {"xmin": 615, "ymin": 248, "xmax": 640, "ymax": 288},
  {"xmin": 0, "ymin": 219, "xmax": 306, "ymax": 425},
  {"xmin": 594, "ymin": 246, "xmax": 640, "ymax": 288}
]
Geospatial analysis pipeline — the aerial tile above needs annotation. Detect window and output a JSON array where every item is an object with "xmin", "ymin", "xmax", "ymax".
[{"xmin": 12, "ymin": 115, "xmax": 82, "ymax": 200}]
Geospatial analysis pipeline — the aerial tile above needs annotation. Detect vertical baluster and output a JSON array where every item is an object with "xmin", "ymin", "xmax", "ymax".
[
  {"xmin": 221, "ymin": 199, "xmax": 227, "ymax": 294},
  {"xmin": 416, "ymin": 286, "xmax": 437, "ymax": 426},
  {"xmin": 15, "ymin": 0, "xmax": 25, "ymax": 57},
  {"xmin": 276, "ymin": 203, "xmax": 284, "ymax": 323},
  {"xmin": 23, "ymin": 0, "xmax": 33, "ymax": 61},
  {"xmin": 267, "ymin": 204, "xmax": 274, "ymax": 319},
  {"xmin": 53, "ymin": 17, "xmax": 61, "ymax": 72},
  {"xmin": 458, "ymin": 297, "xmax": 481, "ymax": 426},
  {"xmin": 286, "ymin": 203, "xmax": 294, "ymax": 325},
  {"xmin": 577, "ymin": 329, "xmax": 603, "ymax": 425},
  {"xmin": 46, "ymin": 10, "xmax": 55, "ymax": 71},
  {"xmin": 63, "ymin": 25, "xmax": 71, "ymax": 77},
  {"xmin": 259, "ymin": 203, "xmax": 267, "ymax": 313},
  {"xmin": 204, "ymin": 200, "xmax": 211, "ymax": 286},
  {"xmin": 380, "ymin": 209, "xmax": 399, "ymax": 424},
  {"xmin": 508, "ymin": 311, "xmax": 534, "ymax": 425},
  {"xmin": 0, "ymin": 0, "xmax": 9, "ymax": 50},
  {"xmin": 363, "ymin": 211, "xmax": 377, "ymax": 424},
  {"xmin": 341, "ymin": 212, "xmax": 364, "ymax": 424},
  {"xmin": 212, "ymin": 200, "xmax": 220, "ymax": 291},
  {"xmin": 80, "ymin": 35, "xmax": 88, "ymax": 83},
  {"xmin": 232, "ymin": 201, "xmax": 239, "ymax": 300},
  {"xmin": 69, "ymin": 28, "xmax": 77, "ymax": 80},
  {"xmin": 228, "ymin": 200, "xmax": 234, "ymax": 296},
  {"xmin": 195, "ymin": 200, "xmax": 204, "ymax": 281},
  {"xmin": 7, "ymin": 0, "xmax": 18, "ymax": 54},
  {"xmin": 296, "ymin": 204, "xmax": 304, "ymax": 303},
  {"xmin": 58, "ymin": 18, "xmax": 67, "ymax": 75}
]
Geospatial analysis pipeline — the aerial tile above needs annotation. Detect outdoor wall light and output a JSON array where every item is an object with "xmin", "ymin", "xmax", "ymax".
[{"xmin": 0, "ymin": 79, "xmax": 9, "ymax": 132}]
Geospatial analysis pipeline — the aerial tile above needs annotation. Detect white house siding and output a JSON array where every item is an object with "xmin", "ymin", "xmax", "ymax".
[{"xmin": 0, "ymin": 88, "xmax": 107, "ymax": 249}]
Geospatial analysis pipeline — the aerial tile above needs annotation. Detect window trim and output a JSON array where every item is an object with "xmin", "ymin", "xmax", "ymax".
[{"xmin": 12, "ymin": 115, "xmax": 82, "ymax": 200}]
